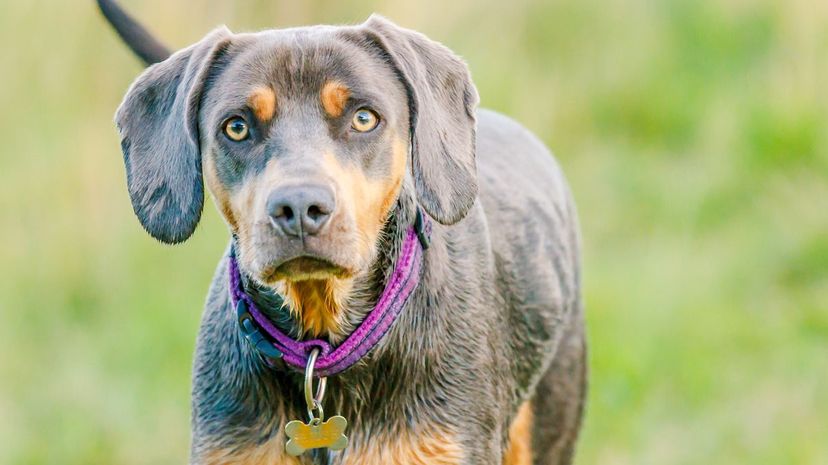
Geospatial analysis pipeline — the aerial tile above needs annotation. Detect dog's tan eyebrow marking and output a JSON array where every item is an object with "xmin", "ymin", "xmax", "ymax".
[
  {"xmin": 320, "ymin": 80, "xmax": 351, "ymax": 118},
  {"xmin": 247, "ymin": 86, "xmax": 277, "ymax": 123}
]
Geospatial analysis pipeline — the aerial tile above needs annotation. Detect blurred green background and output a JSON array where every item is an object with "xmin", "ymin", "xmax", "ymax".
[{"xmin": 1, "ymin": 0, "xmax": 826, "ymax": 463}]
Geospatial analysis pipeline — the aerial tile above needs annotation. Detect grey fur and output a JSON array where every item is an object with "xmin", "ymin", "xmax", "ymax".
[
  {"xmin": 105, "ymin": 5, "xmax": 585, "ymax": 464},
  {"xmin": 359, "ymin": 16, "xmax": 480, "ymax": 225},
  {"xmin": 115, "ymin": 27, "xmax": 230, "ymax": 243}
]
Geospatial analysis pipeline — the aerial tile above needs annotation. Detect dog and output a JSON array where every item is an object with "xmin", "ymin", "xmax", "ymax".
[{"xmin": 98, "ymin": 1, "xmax": 586, "ymax": 463}]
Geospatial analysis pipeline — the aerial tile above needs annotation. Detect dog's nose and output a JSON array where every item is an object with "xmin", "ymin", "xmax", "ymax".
[{"xmin": 266, "ymin": 185, "xmax": 335, "ymax": 237}]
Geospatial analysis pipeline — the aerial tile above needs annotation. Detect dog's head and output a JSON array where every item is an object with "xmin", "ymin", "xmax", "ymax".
[{"xmin": 115, "ymin": 16, "xmax": 478, "ymax": 335}]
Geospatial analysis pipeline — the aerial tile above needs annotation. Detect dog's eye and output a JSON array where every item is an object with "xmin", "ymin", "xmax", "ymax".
[
  {"xmin": 351, "ymin": 108, "xmax": 379, "ymax": 132},
  {"xmin": 223, "ymin": 117, "xmax": 249, "ymax": 141}
]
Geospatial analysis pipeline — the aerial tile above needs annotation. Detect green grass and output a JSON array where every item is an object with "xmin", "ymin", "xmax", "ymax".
[{"xmin": 1, "ymin": 0, "xmax": 826, "ymax": 463}]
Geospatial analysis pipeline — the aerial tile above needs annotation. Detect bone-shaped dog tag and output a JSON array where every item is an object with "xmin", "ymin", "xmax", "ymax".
[{"xmin": 285, "ymin": 415, "xmax": 348, "ymax": 456}]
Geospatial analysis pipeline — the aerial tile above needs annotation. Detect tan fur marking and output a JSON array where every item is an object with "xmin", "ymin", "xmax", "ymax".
[
  {"xmin": 202, "ymin": 427, "xmax": 462, "ymax": 465},
  {"xmin": 342, "ymin": 428, "xmax": 464, "ymax": 465},
  {"xmin": 379, "ymin": 138, "xmax": 408, "ymax": 220},
  {"xmin": 503, "ymin": 402, "xmax": 533, "ymax": 465},
  {"xmin": 227, "ymin": 166, "xmax": 262, "ymax": 275},
  {"xmin": 204, "ymin": 155, "xmax": 238, "ymax": 230},
  {"xmin": 201, "ymin": 430, "xmax": 300, "ymax": 465},
  {"xmin": 320, "ymin": 137, "xmax": 407, "ymax": 260},
  {"xmin": 248, "ymin": 86, "xmax": 277, "ymax": 123},
  {"xmin": 320, "ymin": 81, "xmax": 351, "ymax": 117},
  {"xmin": 279, "ymin": 278, "xmax": 353, "ymax": 338}
]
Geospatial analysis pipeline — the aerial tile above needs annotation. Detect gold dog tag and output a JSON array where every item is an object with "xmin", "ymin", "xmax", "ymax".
[
  {"xmin": 285, "ymin": 415, "xmax": 348, "ymax": 456},
  {"xmin": 287, "ymin": 347, "xmax": 348, "ymax": 455}
]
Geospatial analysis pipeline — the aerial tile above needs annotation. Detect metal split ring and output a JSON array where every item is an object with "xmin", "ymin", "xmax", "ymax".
[{"xmin": 304, "ymin": 347, "xmax": 327, "ymax": 423}]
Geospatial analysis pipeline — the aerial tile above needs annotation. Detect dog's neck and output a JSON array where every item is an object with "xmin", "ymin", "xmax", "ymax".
[{"xmin": 240, "ymin": 190, "xmax": 417, "ymax": 345}]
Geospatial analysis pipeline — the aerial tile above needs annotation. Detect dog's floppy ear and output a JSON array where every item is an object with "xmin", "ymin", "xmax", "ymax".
[
  {"xmin": 115, "ymin": 27, "xmax": 231, "ymax": 243},
  {"xmin": 361, "ymin": 15, "xmax": 480, "ymax": 225}
]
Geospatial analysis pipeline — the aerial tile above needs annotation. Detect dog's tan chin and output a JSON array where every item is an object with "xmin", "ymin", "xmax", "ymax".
[
  {"xmin": 253, "ymin": 257, "xmax": 358, "ymax": 338},
  {"xmin": 260, "ymin": 256, "xmax": 353, "ymax": 285}
]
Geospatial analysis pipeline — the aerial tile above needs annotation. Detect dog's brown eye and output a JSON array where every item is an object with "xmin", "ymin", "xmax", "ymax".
[
  {"xmin": 351, "ymin": 108, "xmax": 379, "ymax": 132},
  {"xmin": 223, "ymin": 117, "xmax": 249, "ymax": 141}
]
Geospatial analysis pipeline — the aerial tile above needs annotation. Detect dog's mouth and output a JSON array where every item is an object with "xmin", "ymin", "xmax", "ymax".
[{"xmin": 261, "ymin": 255, "xmax": 352, "ymax": 283}]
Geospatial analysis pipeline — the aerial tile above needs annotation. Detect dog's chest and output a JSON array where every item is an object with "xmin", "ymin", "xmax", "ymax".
[{"xmin": 200, "ymin": 421, "xmax": 465, "ymax": 465}]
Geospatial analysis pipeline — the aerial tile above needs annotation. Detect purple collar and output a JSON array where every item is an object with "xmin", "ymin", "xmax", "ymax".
[{"xmin": 228, "ymin": 211, "xmax": 430, "ymax": 377}]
